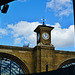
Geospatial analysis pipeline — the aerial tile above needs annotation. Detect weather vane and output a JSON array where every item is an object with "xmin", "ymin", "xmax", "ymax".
[{"xmin": 41, "ymin": 17, "xmax": 46, "ymax": 26}]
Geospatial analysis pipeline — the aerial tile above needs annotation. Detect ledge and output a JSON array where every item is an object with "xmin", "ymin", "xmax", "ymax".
[
  {"xmin": 54, "ymin": 50, "xmax": 75, "ymax": 54},
  {"xmin": 0, "ymin": 45, "xmax": 33, "ymax": 51}
]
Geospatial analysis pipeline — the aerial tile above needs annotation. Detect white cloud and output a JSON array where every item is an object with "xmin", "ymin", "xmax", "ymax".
[
  {"xmin": 14, "ymin": 37, "xmax": 24, "ymax": 44},
  {"xmin": 46, "ymin": 0, "xmax": 73, "ymax": 16},
  {"xmin": 7, "ymin": 21, "xmax": 74, "ymax": 48},
  {"xmin": 51, "ymin": 23, "xmax": 74, "ymax": 47},
  {"xmin": 8, "ymin": 21, "xmax": 41, "ymax": 46},
  {"xmin": 0, "ymin": 28, "xmax": 7, "ymax": 35}
]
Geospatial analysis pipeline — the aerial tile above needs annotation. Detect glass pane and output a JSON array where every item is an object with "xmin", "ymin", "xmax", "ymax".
[
  {"xmin": 0, "ymin": 57, "xmax": 24, "ymax": 75},
  {"xmin": 62, "ymin": 63, "xmax": 75, "ymax": 68}
]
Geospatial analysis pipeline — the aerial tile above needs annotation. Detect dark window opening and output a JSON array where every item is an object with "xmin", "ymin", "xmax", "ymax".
[{"xmin": 46, "ymin": 65, "xmax": 48, "ymax": 72}]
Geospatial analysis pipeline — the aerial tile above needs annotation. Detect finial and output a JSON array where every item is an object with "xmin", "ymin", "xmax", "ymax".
[{"xmin": 41, "ymin": 17, "xmax": 46, "ymax": 26}]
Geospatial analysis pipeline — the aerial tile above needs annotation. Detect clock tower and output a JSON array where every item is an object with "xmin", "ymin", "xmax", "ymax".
[
  {"xmin": 34, "ymin": 20, "xmax": 54, "ymax": 46},
  {"xmin": 34, "ymin": 19, "xmax": 55, "ymax": 73}
]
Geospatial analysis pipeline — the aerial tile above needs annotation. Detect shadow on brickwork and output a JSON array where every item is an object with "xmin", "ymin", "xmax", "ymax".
[{"xmin": 17, "ymin": 65, "xmax": 75, "ymax": 75}]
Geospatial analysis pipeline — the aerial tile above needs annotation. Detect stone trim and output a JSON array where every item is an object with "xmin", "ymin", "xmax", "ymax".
[{"xmin": 0, "ymin": 45, "xmax": 33, "ymax": 51}]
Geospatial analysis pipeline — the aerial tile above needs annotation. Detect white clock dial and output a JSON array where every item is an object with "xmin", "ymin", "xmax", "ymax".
[{"xmin": 42, "ymin": 33, "xmax": 49, "ymax": 40}]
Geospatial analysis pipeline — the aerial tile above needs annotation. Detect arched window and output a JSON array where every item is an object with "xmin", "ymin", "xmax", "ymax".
[
  {"xmin": 62, "ymin": 63, "xmax": 75, "ymax": 68},
  {"xmin": 59, "ymin": 59, "xmax": 75, "ymax": 69},
  {"xmin": 0, "ymin": 57, "xmax": 24, "ymax": 75}
]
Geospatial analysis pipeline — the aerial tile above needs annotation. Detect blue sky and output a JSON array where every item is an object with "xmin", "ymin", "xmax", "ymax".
[{"xmin": 0, "ymin": 0, "xmax": 74, "ymax": 51}]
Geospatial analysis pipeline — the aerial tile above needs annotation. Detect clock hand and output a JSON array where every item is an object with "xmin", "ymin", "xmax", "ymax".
[{"xmin": 45, "ymin": 33, "xmax": 46, "ymax": 36}]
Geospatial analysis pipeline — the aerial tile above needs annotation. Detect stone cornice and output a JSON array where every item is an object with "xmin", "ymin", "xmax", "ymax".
[
  {"xmin": 55, "ymin": 50, "xmax": 75, "ymax": 54},
  {"xmin": 0, "ymin": 45, "xmax": 33, "ymax": 51}
]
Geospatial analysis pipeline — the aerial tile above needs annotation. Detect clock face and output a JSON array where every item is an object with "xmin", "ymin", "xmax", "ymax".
[{"xmin": 42, "ymin": 33, "xmax": 49, "ymax": 40}]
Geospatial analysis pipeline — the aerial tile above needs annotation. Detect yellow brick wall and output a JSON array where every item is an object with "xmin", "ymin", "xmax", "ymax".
[{"xmin": 0, "ymin": 45, "xmax": 75, "ymax": 74}]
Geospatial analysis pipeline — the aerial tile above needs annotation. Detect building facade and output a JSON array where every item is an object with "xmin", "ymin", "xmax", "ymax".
[{"xmin": 0, "ymin": 24, "xmax": 75, "ymax": 74}]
